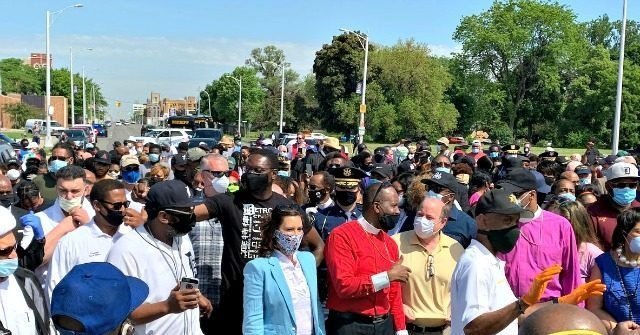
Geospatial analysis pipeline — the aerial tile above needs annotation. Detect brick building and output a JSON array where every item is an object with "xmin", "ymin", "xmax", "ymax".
[{"xmin": 0, "ymin": 94, "xmax": 68, "ymax": 129}]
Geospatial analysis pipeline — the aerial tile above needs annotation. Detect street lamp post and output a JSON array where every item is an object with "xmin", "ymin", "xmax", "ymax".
[
  {"xmin": 69, "ymin": 47, "xmax": 74, "ymax": 126},
  {"xmin": 613, "ymin": 0, "xmax": 628, "ymax": 154},
  {"xmin": 226, "ymin": 75, "xmax": 242, "ymax": 136},
  {"xmin": 339, "ymin": 28, "xmax": 368, "ymax": 145},
  {"xmin": 45, "ymin": 4, "xmax": 83, "ymax": 147},
  {"xmin": 201, "ymin": 90, "xmax": 212, "ymax": 116},
  {"xmin": 82, "ymin": 66, "xmax": 86, "ymax": 124},
  {"xmin": 265, "ymin": 61, "xmax": 286, "ymax": 133}
]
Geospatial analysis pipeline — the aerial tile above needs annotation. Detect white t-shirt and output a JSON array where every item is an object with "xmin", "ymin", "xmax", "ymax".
[
  {"xmin": 125, "ymin": 189, "xmax": 145, "ymax": 213},
  {"xmin": 0, "ymin": 275, "xmax": 37, "ymax": 335},
  {"xmin": 46, "ymin": 220, "xmax": 131, "ymax": 300},
  {"xmin": 450, "ymin": 240, "xmax": 518, "ymax": 335},
  {"xmin": 107, "ymin": 225, "xmax": 202, "ymax": 335},
  {"xmin": 34, "ymin": 198, "xmax": 96, "ymax": 285}
]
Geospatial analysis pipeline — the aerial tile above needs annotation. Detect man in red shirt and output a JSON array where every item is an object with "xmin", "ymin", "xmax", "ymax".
[
  {"xmin": 467, "ymin": 140, "xmax": 486, "ymax": 163},
  {"xmin": 588, "ymin": 162, "xmax": 640, "ymax": 251},
  {"xmin": 325, "ymin": 182, "xmax": 410, "ymax": 335}
]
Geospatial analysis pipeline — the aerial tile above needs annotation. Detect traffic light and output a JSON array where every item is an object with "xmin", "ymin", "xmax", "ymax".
[{"xmin": 115, "ymin": 101, "xmax": 121, "ymax": 108}]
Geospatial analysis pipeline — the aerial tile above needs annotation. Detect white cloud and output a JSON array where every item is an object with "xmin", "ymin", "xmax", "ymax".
[{"xmin": 428, "ymin": 43, "xmax": 462, "ymax": 57}]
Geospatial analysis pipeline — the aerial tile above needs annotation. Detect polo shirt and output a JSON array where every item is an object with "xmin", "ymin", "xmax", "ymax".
[
  {"xmin": 451, "ymin": 240, "xmax": 517, "ymax": 335},
  {"xmin": 442, "ymin": 206, "xmax": 477, "ymax": 248},
  {"xmin": 107, "ymin": 225, "xmax": 202, "ymax": 335},
  {"xmin": 0, "ymin": 275, "xmax": 37, "ymax": 335},
  {"xmin": 588, "ymin": 197, "xmax": 640, "ymax": 251},
  {"xmin": 393, "ymin": 232, "xmax": 464, "ymax": 327},
  {"xmin": 45, "ymin": 220, "xmax": 131, "ymax": 300}
]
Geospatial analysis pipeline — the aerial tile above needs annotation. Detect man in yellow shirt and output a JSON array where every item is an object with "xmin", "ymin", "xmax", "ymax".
[{"xmin": 393, "ymin": 197, "xmax": 464, "ymax": 335}]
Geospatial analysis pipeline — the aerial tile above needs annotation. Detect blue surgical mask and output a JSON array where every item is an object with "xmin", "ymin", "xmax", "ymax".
[
  {"xmin": 489, "ymin": 152, "xmax": 500, "ymax": 159},
  {"xmin": 613, "ymin": 187, "xmax": 636, "ymax": 206},
  {"xmin": 579, "ymin": 178, "xmax": 591, "ymax": 186},
  {"xmin": 629, "ymin": 236, "xmax": 640, "ymax": 254},
  {"xmin": 49, "ymin": 159, "xmax": 68, "ymax": 174},
  {"xmin": 428, "ymin": 190, "xmax": 443, "ymax": 200},
  {"xmin": 558, "ymin": 192, "xmax": 576, "ymax": 202},
  {"xmin": 121, "ymin": 170, "xmax": 141, "ymax": 184},
  {"xmin": 435, "ymin": 167, "xmax": 451, "ymax": 174},
  {"xmin": 277, "ymin": 170, "xmax": 290, "ymax": 177},
  {"xmin": 0, "ymin": 258, "xmax": 18, "ymax": 277},
  {"xmin": 148, "ymin": 153, "xmax": 160, "ymax": 163}
]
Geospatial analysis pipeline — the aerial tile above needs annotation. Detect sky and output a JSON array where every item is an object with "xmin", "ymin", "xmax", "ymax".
[{"xmin": 0, "ymin": 0, "xmax": 635, "ymax": 120}]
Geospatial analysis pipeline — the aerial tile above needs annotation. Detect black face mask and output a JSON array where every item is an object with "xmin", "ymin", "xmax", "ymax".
[
  {"xmin": 167, "ymin": 210, "xmax": 196, "ymax": 236},
  {"xmin": 379, "ymin": 211, "xmax": 400, "ymax": 231},
  {"xmin": 100, "ymin": 207, "xmax": 124, "ymax": 226},
  {"xmin": 544, "ymin": 176, "xmax": 555, "ymax": 186},
  {"xmin": 335, "ymin": 190, "xmax": 357, "ymax": 207},
  {"xmin": 308, "ymin": 189, "xmax": 327, "ymax": 206},
  {"xmin": 242, "ymin": 173, "xmax": 270, "ymax": 194},
  {"xmin": 362, "ymin": 164, "xmax": 374, "ymax": 172},
  {"xmin": 478, "ymin": 225, "xmax": 521, "ymax": 253},
  {"xmin": 0, "ymin": 195, "xmax": 13, "ymax": 208}
]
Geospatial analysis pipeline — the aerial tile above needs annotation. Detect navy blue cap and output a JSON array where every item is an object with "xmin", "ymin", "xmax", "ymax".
[
  {"xmin": 51, "ymin": 262, "xmax": 148, "ymax": 335},
  {"xmin": 147, "ymin": 180, "xmax": 197, "ymax": 208}
]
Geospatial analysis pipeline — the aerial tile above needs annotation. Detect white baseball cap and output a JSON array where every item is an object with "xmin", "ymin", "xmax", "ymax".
[{"xmin": 605, "ymin": 162, "xmax": 640, "ymax": 181}]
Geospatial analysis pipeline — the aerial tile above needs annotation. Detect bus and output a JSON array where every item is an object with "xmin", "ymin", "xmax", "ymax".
[{"xmin": 166, "ymin": 115, "xmax": 215, "ymax": 129}]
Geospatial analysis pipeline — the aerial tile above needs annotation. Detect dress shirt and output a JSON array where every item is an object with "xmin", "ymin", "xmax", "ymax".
[
  {"xmin": 274, "ymin": 250, "xmax": 313, "ymax": 335},
  {"xmin": 393, "ymin": 232, "xmax": 463, "ymax": 327},
  {"xmin": 325, "ymin": 218, "xmax": 407, "ymax": 334},
  {"xmin": 451, "ymin": 240, "xmax": 517, "ymax": 335},
  {"xmin": 498, "ymin": 207, "xmax": 581, "ymax": 301}
]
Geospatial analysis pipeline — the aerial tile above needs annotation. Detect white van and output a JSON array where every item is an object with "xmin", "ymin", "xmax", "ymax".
[{"xmin": 24, "ymin": 119, "xmax": 65, "ymax": 137}]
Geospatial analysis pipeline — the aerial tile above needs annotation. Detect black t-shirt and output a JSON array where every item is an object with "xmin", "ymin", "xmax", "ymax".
[{"xmin": 203, "ymin": 190, "xmax": 292, "ymax": 290}]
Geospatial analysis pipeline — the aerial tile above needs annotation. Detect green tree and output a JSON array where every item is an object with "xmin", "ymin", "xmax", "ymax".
[
  {"xmin": 291, "ymin": 74, "xmax": 321, "ymax": 131},
  {"xmin": 4, "ymin": 103, "xmax": 39, "ymax": 128},
  {"xmin": 213, "ymin": 67, "xmax": 264, "ymax": 129},
  {"xmin": 313, "ymin": 32, "xmax": 373, "ymax": 132},
  {"xmin": 453, "ymin": 0, "xmax": 588, "ymax": 140},
  {"xmin": 0, "ymin": 58, "xmax": 43, "ymax": 95}
]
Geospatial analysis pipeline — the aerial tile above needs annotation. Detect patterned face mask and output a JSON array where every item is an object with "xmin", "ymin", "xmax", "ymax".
[{"xmin": 274, "ymin": 230, "xmax": 303, "ymax": 256}]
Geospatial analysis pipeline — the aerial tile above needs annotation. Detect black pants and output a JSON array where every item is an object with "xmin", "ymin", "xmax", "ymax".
[
  {"xmin": 327, "ymin": 311, "xmax": 394, "ymax": 335},
  {"xmin": 202, "ymin": 285, "xmax": 243, "ymax": 335}
]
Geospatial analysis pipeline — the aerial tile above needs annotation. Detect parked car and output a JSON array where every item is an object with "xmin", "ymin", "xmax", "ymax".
[
  {"xmin": 192, "ymin": 128, "xmax": 223, "ymax": 141},
  {"xmin": 129, "ymin": 128, "xmax": 193, "ymax": 146},
  {"xmin": 24, "ymin": 119, "xmax": 65, "ymax": 138},
  {"xmin": 104, "ymin": 120, "xmax": 112, "ymax": 127},
  {"xmin": 92, "ymin": 124, "xmax": 108, "ymax": 137},
  {"xmin": 62, "ymin": 129, "xmax": 89, "ymax": 148},
  {"xmin": 71, "ymin": 125, "xmax": 96, "ymax": 143},
  {"xmin": 188, "ymin": 138, "xmax": 218, "ymax": 149},
  {"xmin": 115, "ymin": 121, "xmax": 122, "ymax": 126},
  {"xmin": 0, "ymin": 133, "xmax": 21, "ymax": 152}
]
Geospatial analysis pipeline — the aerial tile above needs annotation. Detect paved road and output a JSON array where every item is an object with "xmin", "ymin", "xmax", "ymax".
[{"xmin": 96, "ymin": 124, "xmax": 141, "ymax": 150}]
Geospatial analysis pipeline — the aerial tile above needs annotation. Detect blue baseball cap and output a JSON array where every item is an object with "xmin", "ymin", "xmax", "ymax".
[{"xmin": 51, "ymin": 262, "xmax": 149, "ymax": 334}]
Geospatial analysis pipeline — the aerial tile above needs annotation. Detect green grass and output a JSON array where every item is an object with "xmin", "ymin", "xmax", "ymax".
[{"xmin": 2, "ymin": 129, "xmax": 27, "ymax": 141}]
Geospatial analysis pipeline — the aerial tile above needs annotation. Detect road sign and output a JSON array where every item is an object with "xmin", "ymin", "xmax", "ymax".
[
  {"xmin": 358, "ymin": 127, "xmax": 365, "ymax": 135},
  {"xmin": 359, "ymin": 104, "xmax": 367, "ymax": 113}
]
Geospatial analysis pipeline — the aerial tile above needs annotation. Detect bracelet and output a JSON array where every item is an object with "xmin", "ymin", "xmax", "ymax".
[
  {"xmin": 552, "ymin": 297, "xmax": 559, "ymax": 304},
  {"xmin": 516, "ymin": 298, "xmax": 528, "ymax": 314}
]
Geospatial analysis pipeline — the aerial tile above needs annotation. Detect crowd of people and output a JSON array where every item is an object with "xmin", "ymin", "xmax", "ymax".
[{"xmin": 4, "ymin": 131, "xmax": 640, "ymax": 334}]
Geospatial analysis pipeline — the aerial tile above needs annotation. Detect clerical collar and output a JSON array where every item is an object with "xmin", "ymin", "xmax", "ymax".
[
  {"xmin": 358, "ymin": 217, "xmax": 381, "ymax": 235},
  {"xmin": 519, "ymin": 206, "xmax": 542, "ymax": 223},
  {"xmin": 317, "ymin": 198, "xmax": 334, "ymax": 210}
]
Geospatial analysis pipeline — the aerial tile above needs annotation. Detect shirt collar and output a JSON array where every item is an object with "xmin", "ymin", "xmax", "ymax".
[
  {"xmin": 358, "ymin": 217, "xmax": 381, "ymax": 235},
  {"xmin": 469, "ymin": 239, "xmax": 501, "ymax": 266},
  {"xmin": 273, "ymin": 249, "xmax": 299, "ymax": 266},
  {"xmin": 519, "ymin": 206, "xmax": 542, "ymax": 223},
  {"xmin": 410, "ymin": 231, "xmax": 449, "ymax": 252}
]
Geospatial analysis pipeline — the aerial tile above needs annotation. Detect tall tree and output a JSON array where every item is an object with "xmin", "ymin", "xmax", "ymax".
[
  {"xmin": 212, "ymin": 67, "xmax": 264, "ymax": 128},
  {"xmin": 453, "ymin": 0, "xmax": 587, "ymax": 139}
]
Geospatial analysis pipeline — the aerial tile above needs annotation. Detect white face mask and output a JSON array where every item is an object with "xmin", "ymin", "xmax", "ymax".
[
  {"xmin": 414, "ymin": 216, "xmax": 437, "ymax": 239},
  {"xmin": 59, "ymin": 195, "xmax": 83, "ymax": 212},
  {"xmin": 212, "ymin": 175, "xmax": 230, "ymax": 194},
  {"xmin": 471, "ymin": 148, "xmax": 479, "ymax": 154}
]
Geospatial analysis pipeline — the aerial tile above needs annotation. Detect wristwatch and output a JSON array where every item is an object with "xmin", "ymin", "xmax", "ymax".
[{"xmin": 552, "ymin": 297, "xmax": 559, "ymax": 304}]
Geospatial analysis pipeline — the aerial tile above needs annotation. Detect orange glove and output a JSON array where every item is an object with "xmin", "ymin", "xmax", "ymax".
[
  {"xmin": 558, "ymin": 279, "xmax": 606, "ymax": 305},
  {"xmin": 522, "ymin": 264, "xmax": 562, "ymax": 306}
]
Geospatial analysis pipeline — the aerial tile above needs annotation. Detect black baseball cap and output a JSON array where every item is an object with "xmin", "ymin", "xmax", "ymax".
[
  {"xmin": 497, "ymin": 168, "xmax": 537, "ymax": 194},
  {"xmin": 475, "ymin": 188, "xmax": 533, "ymax": 218},
  {"xmin": 422, "ymin": 170, "xmax": 459, "ymax": 192},
  {"xmin": 147, "ymin": 180, "xmax": 197, "ymax": 209},
  {"xmin": 94, "ymin": 150, "xmax": 111, "ymax": 164},
  {"xmin": 172, "ymin": 153, "xmax": 188, "ymax": 167},
  {"xmin": 370, "ymin": 163, "xmax": 393, "ymax": 180}
]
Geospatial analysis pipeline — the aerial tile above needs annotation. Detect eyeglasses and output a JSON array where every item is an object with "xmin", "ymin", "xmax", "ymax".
[
  {"xmin": 50, "ymin": 156, "xmax": 69, "ymax": 161},
  {"xmin": 202, "ymin": 170, "xmax": 228, "ymax": 178},
  {"xmin": 297, "ymin": 137, "xmax": 304, "ymax": 140},
  {"xmin": 123, "ymin": 165, "xmax": 139, "ymax": 172},
  {"xmin": 426, "ymin": 254, "xmax": 435, "ymax": 279},
  {"xmin": 100, "ymin": 200, "xmax": 130, "ymax": 210},
  {"xmin": 372, "ymin": 181, "xmax": 392, "ymax": 203},
  {"xmin": 0, "ymin": 243, "xmax": 16, "ymax": 257},
  {"xmin": 611, "ymin": 182, "xmax": 639, "ymax": 189}
]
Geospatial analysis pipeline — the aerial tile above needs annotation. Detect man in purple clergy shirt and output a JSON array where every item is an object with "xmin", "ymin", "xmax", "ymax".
[{"xmin": 496, "ymin": 168, "xmax": 581, "ymax": 301}]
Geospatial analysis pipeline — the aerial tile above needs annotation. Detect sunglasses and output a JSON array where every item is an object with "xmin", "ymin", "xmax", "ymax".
[
  {"xmin": 426, "ymin": 254, "xmax": 435, "ymax": 279},
  {"xmin": 100, "ymin": 200, "xmax": 131, "ymax": 210},
  {"xmin": 297, "ymin": 137, "xmax": 304, "ymax": 140},
  {"xmin": 558, "ymin": 188, "xmax": 575, "ymax": 194},
  {"xmin": 611, "ymin": 182, "xmax": 639, "ymax": 189},
  {"xmin": 202, "ymin": 170, "xmax": 228, "ymax": 178},
  {"xmin": 51, "ymin": 156, "xmax": 69, "ymax": 162},
  {"xmin": 0, "ymin": 243, "xmax": 16, "ymax": 257},
  {"xmin": 372, "ymin": 181, "xmax": 392, "ymax": 203},
  {"xmin": 434, "ymin": 161, "xmax": 451, "ymax": 168},
  {"xmin": 123, "ymin": 165, "xmax": 139, "ymax": 172}
]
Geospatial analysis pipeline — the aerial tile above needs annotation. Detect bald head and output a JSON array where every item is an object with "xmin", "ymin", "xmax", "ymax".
[
  {"xmin": 419, "ymin": 197, "xmax": 447, "ymax": 219},
  {"xmin": 201, "ymin": 153, "xmax": 228, "ymax": 171},
  {"xmin": 518, "ymin": 304, "xmax": 607, "ymax": 335},
  {"xmin": 560, "ymin": 171, "xmax": 579, "ymax": 185},
  {"xmin": 0, "ymin": 175, "xmax": 11, "ymax": 192}
]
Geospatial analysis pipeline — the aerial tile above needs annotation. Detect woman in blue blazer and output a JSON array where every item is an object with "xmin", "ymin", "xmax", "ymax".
[{"xmin": 243, "ymin": 204, "xmax": 325, "ymax": 335}]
